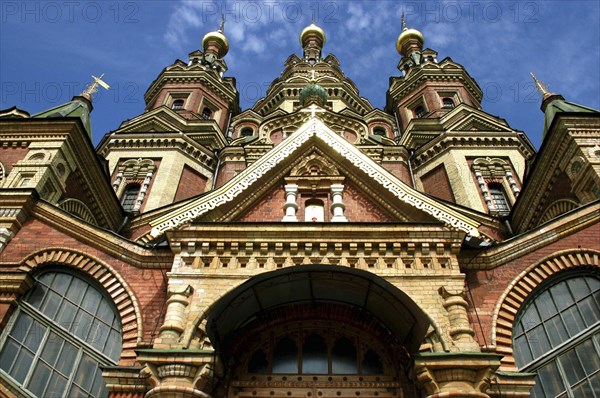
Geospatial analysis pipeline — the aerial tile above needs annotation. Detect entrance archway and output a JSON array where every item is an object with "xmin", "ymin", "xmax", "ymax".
[{"xmin": 205, "ymin": 266, "xmax": 434, "ymax": 397}]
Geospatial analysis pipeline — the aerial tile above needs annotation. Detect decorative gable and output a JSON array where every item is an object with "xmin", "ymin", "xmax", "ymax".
[{"xmin": 142, "ymin": 118, "xmax": 482, "ymax": 241}]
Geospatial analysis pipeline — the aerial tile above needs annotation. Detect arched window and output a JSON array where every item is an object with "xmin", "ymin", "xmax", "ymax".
[
  {"xmin": 272, "ymin": 337, "xmax": 298, "ymax": 374},
  {"xmin": 121, "ymin": 183, "xmax": 141, "ymax": 212},
  {"xmin": 513, "ymin": 273, "xmax": 600, "ymax": 398},
  {"xmin": 240, "ymin": 127, "xmax": 254, "ymax": 137},
  {"xmin": 373, "ymin": 127, "xmax": 387, "ymax": 137},
  {"xmin": 0, "ymin": 269, "xmax": 122, "ymax": 398},
  {"xmin": 172, "ymin": 99, "xmax": 184, "ymax": 110},
  {"xmin": 247, "ymin": 330, "xmax": 384, "ymax": 376},
  {"xmin": 488, "ymin": 183, "xmax": 510, "ymax": 212},
  {"xmin": 302, "ymin": 334, "xmax": 328, "ymax": 374},
  {"xmin": 414, "ymin": 105, "xmax": 426, "ymax": 118},
  {"xmin": 442, "ymin": 98, "xmax": 455, "ymax": 109},
  {"xmin": 201, "ymin": 107, "xmax": 213, "ymax": 119}
]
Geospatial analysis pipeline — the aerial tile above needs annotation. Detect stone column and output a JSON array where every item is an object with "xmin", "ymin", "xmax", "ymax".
[
  {"xmin": 439, "ymin": 286, "xmax": 480, "ymax": 351},
  {"xmin": 282, "ymin": 184, "xmax": 299, "ymax": 221},
  {"xmin": 158, "ymin": 284, "xmax": 193, "ymax": 344},
  {"xmin": 330, "ymin": 184, "xmax": 348, "ymax": 222}
]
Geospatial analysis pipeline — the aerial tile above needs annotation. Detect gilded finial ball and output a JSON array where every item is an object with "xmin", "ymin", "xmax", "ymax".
[
  {"xmin": 202, "ymin": 30, "xmax": 229, "ymax": 57},
  {"xmin": 396, "ymin": 27, "xmax": 424, "ymax": 56},
  {"xmin": 300, "ymin": 23, "xmax": 326, "ymax": 47}
]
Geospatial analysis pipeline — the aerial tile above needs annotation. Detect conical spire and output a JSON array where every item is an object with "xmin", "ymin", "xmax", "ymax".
[
  {"xmin": 32, "ymin": 74, "xmax": 110, "ymax": 139},
  {"xmin": 530, "ymin": 73, "xmax": 598, "ymax": 140}
]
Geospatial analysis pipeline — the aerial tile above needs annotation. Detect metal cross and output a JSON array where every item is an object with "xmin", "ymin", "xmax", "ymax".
[
  {"xmin": 300, "ymin": 103, "xmax": 325, "ymax": 118},
  {"xmin": 81, "ymin": 73, "xmax": 110, "ymax": 97}
]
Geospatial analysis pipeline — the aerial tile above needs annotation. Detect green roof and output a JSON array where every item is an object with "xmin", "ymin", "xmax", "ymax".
[{"xmin": 33, "ymin": 96, "xmax": 92, "ymax": 138}]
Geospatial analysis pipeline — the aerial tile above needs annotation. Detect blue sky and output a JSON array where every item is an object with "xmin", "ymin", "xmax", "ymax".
[{"xmin": 1, "ymin": 0, "xmax": 599, "ymax": 149}]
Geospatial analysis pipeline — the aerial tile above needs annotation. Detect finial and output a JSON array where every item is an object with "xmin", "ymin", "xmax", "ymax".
[
  {"xmin": 530, "ymin": 72, "xmax": 550, "ymax": 96},
  {"xmin": 81, "ymin": 73, "xmax": 110, "ymax": 99},
  {"xmin": 401, "ymin": 12, "xmax": 407, "ymax": 30},
  {"xmin": 219, "ymin": 14, "xmax": 225, "ymax": 32},
  {"xmin": 309, "ymin": 69, "xmax": 316, "ymax": 83}
]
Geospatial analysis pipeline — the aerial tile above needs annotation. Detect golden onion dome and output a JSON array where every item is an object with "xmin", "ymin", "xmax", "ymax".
[
  {"xmin": 202, "ymin": 29, "xmax": 229, "ymax": 56},
  {"xmin": 396, "ymin": 27, "xmax": 424, "ymax": 55},
  {"xmin": 300, "ymin": 23, "xmax": 326, "ymax": 47}
]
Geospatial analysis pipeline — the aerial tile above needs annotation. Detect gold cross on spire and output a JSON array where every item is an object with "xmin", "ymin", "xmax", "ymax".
[
  {"xmin": 219, "ymin": 14, "xmax": 225, "ymax": 32},
  {"xmin": 300, "ymin": 103, "xmax": 326, "ymax": 119},
  {"xmin": 81, "ymin": 73, "xmax": 110, "ymax": 98},
  {"xmin": 530, "ymin": 72, "xmax": 550, "ymax": 96},
  {"xmin": 401, "ymin": 12, "xmax": 407, "ymax": 30}
]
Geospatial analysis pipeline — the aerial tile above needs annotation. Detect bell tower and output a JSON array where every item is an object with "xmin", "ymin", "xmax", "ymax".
[
  {"xmin": 386, "ymin": 16, "xmax": 482, "ymax": 134},
  {"xmin": 97, "ymin": 20, "xmax": 240, "ymax": 216}
]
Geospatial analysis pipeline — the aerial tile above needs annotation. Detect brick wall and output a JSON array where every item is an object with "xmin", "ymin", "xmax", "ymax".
[
  {"xmin": 216, "ymin": 160, "xmax": 246, "ymax": 188},
  {"xmin": 0, "ymin": 146, "xmax": 29, "ymax": 175},
  {"xmin": 421, "ymin": 164, "xmax": 455, "ymax": 203},
  {"xmin": 174, "ymin": 164, "xmax": 208, "ymax": 202},
  {"xmin": 0, "ymin": 218, "xmax": 171, "ymax": 361},
  {"xmin": 465, "ymin": 222, "xmax": 600, "ymax": 347}
]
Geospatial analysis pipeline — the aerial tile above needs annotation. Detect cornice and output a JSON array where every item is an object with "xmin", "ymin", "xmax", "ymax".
[
  {"xmin": 389, "ymin": 64, "xmax": 482, "ymax": 105},
  {"xmin": 460, "ymin": 201, "xmax": 600, "ymax": 270},
  {"xmin": 99, "ymin": 132, "xmax": 217, "ymax": 171},
  {"xmin": 144, "ymin": 69, "xmax": 237, "ymax": 105},
  {"xmin": 32, "ymin": 201, "xmax": 173, "ymax": 267},
  {"xmin": 412, "ymin": 132, "xmax": 534, "ymax": 168}
]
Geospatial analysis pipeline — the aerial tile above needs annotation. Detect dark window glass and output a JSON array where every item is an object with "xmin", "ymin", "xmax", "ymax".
[
  {"xmin": 361, "ymin": 349, "xmax": 383, "ymax": 374},
  {"xmin": 272, "ymin": 337, "xmax": 298, "ymax": 373},
  {"xmin": 414, "ymin": 105, "xmax": 426, "ymax": 118},
  {"xmin": 373, "ymin": 127, "xmax": 386, "ymax": 137},
  {"xmin": 248, "ymin": 350, "xmax": 269, "ymax": 374},
  {"xmin": 332, "ymin": 337, "xmax": 357, "ymax": 374},
  {"xmin": 442, "ymin": 98, "xmax": 455, "ymax": 109},
  {"xmin": 302, "ymin": 334, "xmax": 328, "ymax": 374},
  {"xmin": 172, "ymin": 99, "xmax": 184, "ymax": 110},
  {"xmin": 202, "ymin": 107, "xmax": 213, "ymax": 119},
  {"xmin": 121, "ymin": 183, "xmax": 140, "ymax": 212},
  {"xmin": 0, "ymin": 270, "xmax": 121, "ymax": 398},
  {"xmin": 240, "ymin": 128, "xmax": 254, "ymax": 137}
]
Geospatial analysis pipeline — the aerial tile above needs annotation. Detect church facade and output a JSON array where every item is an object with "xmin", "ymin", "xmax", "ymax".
[{"xmin": 0, "ymin": 19, "xmax": 599, "ymax": 398}]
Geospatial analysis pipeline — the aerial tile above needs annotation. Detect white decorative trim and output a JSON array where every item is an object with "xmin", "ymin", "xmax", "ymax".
[{"xmin": 149, "ymin": 119, "xmax": 481, "ymax": 238}]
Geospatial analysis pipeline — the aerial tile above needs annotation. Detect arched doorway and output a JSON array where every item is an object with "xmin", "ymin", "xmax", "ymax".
[{"xmin": 205, "ymin": 266, "xmax": 434, "ymax": 397}]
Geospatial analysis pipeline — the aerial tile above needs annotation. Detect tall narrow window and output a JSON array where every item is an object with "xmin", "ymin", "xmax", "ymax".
[
  {"xmin": 202, "ymin": 107, "xmax": 213, "ymax": 119},
  {"xmin": 442, "ymin": 98, "xmax": 455, "ymax": 109},
  {"xmin": 488, "ymin": 183, "xmax": 510, "ymax": 212},
  {"xmin": 121, "ymin": 183, "xmax": 141, "ymax": 212},
  {"xmin": 0, "ymin": 269, "xmax": 122, "ymax": 398},
  {"xmin": 513, "ymin": 273, "xmax": 600, "ymax": 398},
  {"xmin": 172, "ymin": 99, "xmax": 184, "ymax": 110}
]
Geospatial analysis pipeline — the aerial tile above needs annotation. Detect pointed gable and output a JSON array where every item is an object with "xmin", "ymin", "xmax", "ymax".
[{"xmin": 143, "ymin": 118, "xmax": 482, "ymax": 241}]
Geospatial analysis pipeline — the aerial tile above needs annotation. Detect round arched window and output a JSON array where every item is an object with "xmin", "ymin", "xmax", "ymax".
[
  {"xmin": 0, "ymin": 269, "xmax": 122, "ymax": 398},
  {"xmin": 513, "ymin": 273, "xmax": 600, "ymax": 397}
]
